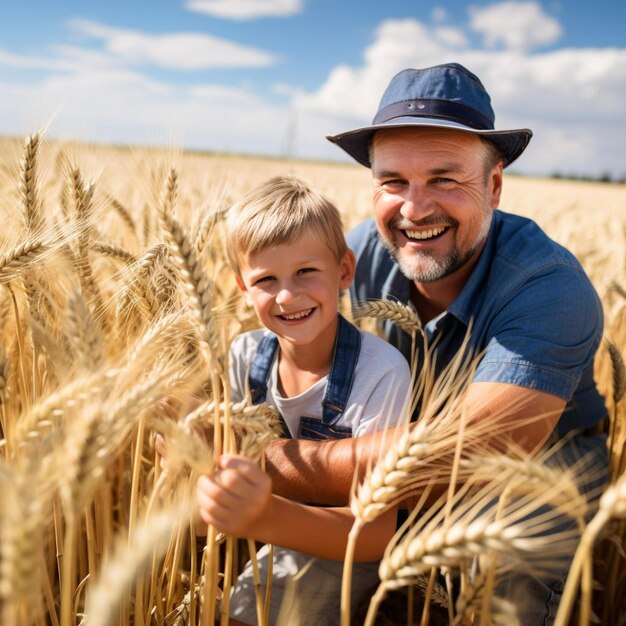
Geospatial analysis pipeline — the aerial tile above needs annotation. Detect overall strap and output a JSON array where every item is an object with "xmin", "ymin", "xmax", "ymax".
[
  {"xmin": 322, "ymin": 315, "xmax": 362, "ymax": 426},
  {"xmin": 248, "ymin": 333, "xmax": 279, "ymax": 405}
]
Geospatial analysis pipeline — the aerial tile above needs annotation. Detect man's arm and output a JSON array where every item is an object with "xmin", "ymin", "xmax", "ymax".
[
  {"xmin": 196, "ymin": 454, "xmax": 396, "ymax": 561},
  {"xmin": 265, "ymin": 382, "xmax": 565, "ymax": 505}
]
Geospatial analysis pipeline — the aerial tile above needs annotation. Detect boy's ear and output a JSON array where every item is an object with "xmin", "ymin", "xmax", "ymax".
[
  {"xmin": 235, "ymin": 275, "xmax": 247, "ymax": 293},
  {"xmin": 235, "ymin": 276, "xmax": 253, "ymax": 306},
  {"xmin": 339, "ymin": 249, "xmax": 356, "ymax": 289}
]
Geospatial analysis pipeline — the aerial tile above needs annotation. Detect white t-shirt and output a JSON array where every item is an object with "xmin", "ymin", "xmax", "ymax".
[{"xmin": 229, "ymin": 327, "xmax": 412, "ymax": 438}]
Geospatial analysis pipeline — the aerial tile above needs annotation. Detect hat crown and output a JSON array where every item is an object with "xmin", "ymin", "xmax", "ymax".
[{"xmin": 376, "ymin": 63, "xmax": 495, "ymax": 129}]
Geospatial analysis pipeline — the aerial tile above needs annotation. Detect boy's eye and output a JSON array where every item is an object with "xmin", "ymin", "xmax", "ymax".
[
  {"xmin": 253, "ymin": 275, "xmax": 274, "ymax": 286},
  {"xmin": 298, "ymin": 267, "xmax": 317, "ymax": 275}
]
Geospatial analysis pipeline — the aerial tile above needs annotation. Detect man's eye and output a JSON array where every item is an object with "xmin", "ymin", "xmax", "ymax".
[
  {"xmin": 382, "ymin": 179, "xmax": 404, "ymax": 187},
  {"xmin": 433, "ymin": 177, "xmax": 455, "ymax": 185}
]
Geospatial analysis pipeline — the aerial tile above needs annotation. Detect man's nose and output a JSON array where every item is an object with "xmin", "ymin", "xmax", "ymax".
[{"xmin": 400, "ymin": 184, "xmax": 433, "ymax": 220}]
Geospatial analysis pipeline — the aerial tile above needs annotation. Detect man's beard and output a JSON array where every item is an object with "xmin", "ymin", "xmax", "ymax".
[{"xmin": 383, "ymin": 213, "xmax": 492, "ymax": 283}]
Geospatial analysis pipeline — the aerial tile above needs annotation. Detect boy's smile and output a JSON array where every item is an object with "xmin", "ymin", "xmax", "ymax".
[{"xmin": 236, "ymin": 231, "xmax": 355, "ymax": 355}]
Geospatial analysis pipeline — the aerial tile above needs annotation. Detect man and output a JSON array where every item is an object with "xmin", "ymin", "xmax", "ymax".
[{"xmin": 260, "ymin": 62, "xmax": 608, "ymax": 623}]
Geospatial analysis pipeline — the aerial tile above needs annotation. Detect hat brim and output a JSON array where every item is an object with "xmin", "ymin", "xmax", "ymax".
[{"xmin": 326, "ymin": 116, "xmax": 532, "ymax": 168}]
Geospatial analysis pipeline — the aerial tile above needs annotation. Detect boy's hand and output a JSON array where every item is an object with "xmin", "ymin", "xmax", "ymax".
[{"xmin": 196, "ymin": 454, "xmax": 272, "ymax": 538}]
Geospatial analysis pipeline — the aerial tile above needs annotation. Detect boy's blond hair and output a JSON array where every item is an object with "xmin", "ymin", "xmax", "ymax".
[{"xmin": 226, "ymin": 175, "xmax": 348, "ymax": 274}]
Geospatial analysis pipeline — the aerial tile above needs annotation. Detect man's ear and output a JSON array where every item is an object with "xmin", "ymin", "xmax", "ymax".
[
  {"xmin": 339, "ymin": 249, "xmax": 356, "ymax": 289},
  {"xmin": 489, "ymin": 162, "xmax": 504, "ymax": 209}
]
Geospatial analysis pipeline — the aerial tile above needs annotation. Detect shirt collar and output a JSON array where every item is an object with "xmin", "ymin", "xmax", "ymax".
[
  {"xmin": 446, "ymin": 210, "xmax": 500, "ymax": 325},
  {"xmin": 381, "ymin": 253, "xmax": 412, "ymax": 303}
]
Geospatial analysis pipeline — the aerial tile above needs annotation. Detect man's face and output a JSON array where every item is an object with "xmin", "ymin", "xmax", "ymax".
[{"xmin": 370, "ymin": 126, "xmax": 502, "ymax": 284}]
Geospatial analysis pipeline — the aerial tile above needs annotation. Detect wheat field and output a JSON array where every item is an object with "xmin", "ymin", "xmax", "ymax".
[{"xmin": 0, "ymin": 133, "xmax": 625, "ymax": 626}]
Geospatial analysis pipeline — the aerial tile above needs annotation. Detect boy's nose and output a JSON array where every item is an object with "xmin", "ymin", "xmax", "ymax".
[{"xmin": 275, "ymin": 286, "xmax": 297, "ymax": 306}]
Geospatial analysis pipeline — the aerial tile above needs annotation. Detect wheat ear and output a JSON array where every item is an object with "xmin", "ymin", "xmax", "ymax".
[
  {"xmin": 156, "ymin": 168, "xmax": 222, "ymax": 375},
  {"xmin": 91, "ymin": 240, "xmax": 136, "ymax": 264},
  {"xmin": 19, "ymin": 132, "xmax": 44, "ymax": 233},
  {"xmin": 65, "ymin": 290, "xmax": 104, "ymax": 370},
  {"xmin": 117, "ymin": 244, "xmax": 167, "ymax": 326},
  {"xmin": 354, "ymin": 299, "xmax": 422, "ymax": 335},
  {"xmin": 606, "ymin": 339, "xmax": 626, "ymax": 404},
  {"xmin": 0, "ymin": 240, "xmax": 53, "ymax": 284},
  {"xmin": 453, "ymin": 573, "xmax": 520, "ymax": 626}
]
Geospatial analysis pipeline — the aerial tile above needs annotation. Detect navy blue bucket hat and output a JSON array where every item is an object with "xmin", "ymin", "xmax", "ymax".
[{"xmin": 326, "ymin": 62, "xmax": 532, "ymax": 168}]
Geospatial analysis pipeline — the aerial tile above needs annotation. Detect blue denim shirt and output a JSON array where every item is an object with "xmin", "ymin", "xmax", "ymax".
[{"xmin": 347, "ymin": 210, "xmax": 606, "ymax": 435}]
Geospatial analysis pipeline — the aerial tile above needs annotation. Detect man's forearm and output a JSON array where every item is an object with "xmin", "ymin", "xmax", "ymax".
[
  {"xmin": 254, "ymin": 497, "xmax": 396, "ymax": 562},
  {"xmin": 264, "ymin": 430, "xmax": 385, "ymax": 505},
  {"xmin": 264, "ymin": 383, "xmax": 565, "ymax": 506}
]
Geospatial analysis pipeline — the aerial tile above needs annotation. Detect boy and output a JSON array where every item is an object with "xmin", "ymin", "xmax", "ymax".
[{"xmin": 199, "ymin": 175, "xmax": 410, "ymax": 626}]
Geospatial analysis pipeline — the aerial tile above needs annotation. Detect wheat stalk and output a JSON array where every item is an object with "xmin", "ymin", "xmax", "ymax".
[
  {"xmin": 84, "ymin": 501, "xmax": 195, "ymax": 626},
  {"xmin": 0, "ymin": 468, "xmax": 46, "ymax": 623},
  {"xmin": 0, "ymin": 350, "xmax": 8, "ymax": 407},
  {"xmin": 105, "ymin": 193, "xmax": 138, "ymax": 239},
  {"xmin": 554, "ymin": 471, "xmax": 626, "ymax": 626}
]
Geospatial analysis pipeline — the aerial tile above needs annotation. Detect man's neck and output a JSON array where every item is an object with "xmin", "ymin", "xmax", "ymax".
[{"xmin": 410, "ymin": 247, "xmax": 483, "ymax": 324}]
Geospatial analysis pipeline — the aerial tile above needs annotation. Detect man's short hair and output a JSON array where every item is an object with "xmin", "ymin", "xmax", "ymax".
[{"xmin": 226, "ymin": 175, "xmax": 348, "ymax": 275}]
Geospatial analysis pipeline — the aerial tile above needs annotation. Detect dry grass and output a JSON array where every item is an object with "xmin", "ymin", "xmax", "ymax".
[{"xmin": 0, "ymin": 133, "xmax": 625, "ymax": 625}]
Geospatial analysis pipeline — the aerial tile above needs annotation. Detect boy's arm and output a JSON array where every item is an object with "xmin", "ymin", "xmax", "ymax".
[
  {"xmin": 196, "ymin": 454, "xmax": 395, "ymax": 561},
  {"xmin": 265, "ymin": 382, "xmax": 564, "ymax": 505}
]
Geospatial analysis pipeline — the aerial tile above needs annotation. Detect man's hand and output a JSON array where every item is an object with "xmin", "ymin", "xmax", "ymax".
[{"xmin": 196, "ymin": 454, "xmax": 272, "ymax": 538}]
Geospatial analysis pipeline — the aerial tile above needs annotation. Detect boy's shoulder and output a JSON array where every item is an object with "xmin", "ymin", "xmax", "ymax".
[
  {"xmin": 356, "ymin": 328, "xmax": 409, "ymax": 370},
  {"xmin": 230, "ymin": 328, "xmax": 269, "ymax": 360}
]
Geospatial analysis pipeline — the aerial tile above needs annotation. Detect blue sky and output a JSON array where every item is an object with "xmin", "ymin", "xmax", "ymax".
[{"xmin": 1, "ymin": 0, "xmax": 624, "ymax": 177}]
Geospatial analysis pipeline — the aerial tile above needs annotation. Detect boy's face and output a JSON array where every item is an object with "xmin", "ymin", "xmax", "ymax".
[{"xmin": 236, "ymin": 231, "xmax": 355, "ymax": 348}]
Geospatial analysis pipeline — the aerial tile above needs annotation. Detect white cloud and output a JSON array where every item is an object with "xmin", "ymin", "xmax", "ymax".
[
  {"xmin": 0, "ymin": 68, "xmax": 294, "ymax": 158},
  {"xmin": 434, "ymin": 26, "xmax": 468, "ymax": 49},
  {"xmin": 185, "ymin": 0, "xmax": 303, "ymax": 20},
  {"xmin": 0, "ymin": 49, "xmax": 73, "ymax": 71},
  {"xmin": 431, "ymin": 7, "xmax": 449, "ymax": 22},
  {"xmin": 68, "ymin": 18, "xmax": 277, "ymax": 69},
  {"xmin": 469, "ymin": 1, "xmax": 562, "ymax": 51}
]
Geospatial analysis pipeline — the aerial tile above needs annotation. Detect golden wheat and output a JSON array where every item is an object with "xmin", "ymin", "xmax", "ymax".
[{"xmin": 0, "ymin": 133, "xmax": 624, "ymax": 626}]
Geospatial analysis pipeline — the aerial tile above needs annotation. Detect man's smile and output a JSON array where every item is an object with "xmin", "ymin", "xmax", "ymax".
[{"xmin": 402, "ymin": 226, "xmax": 449, "ymax": 241}]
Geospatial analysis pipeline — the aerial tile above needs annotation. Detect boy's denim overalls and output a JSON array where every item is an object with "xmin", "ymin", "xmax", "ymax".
[{"xmin": 247, "ymin": 314, "xmax": 361, "ymax": 441}]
